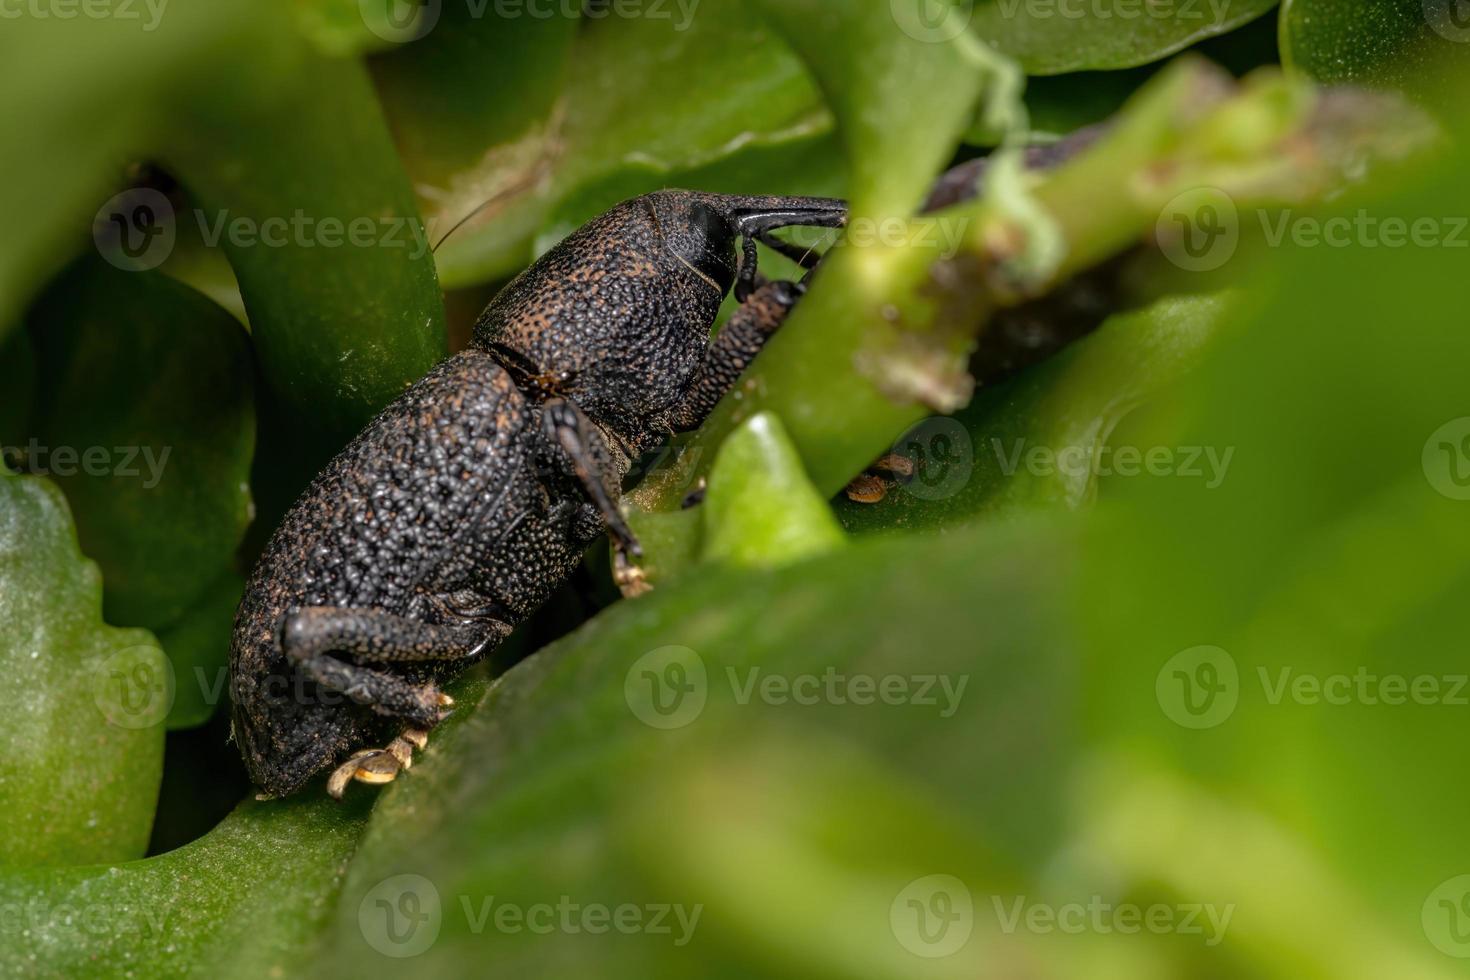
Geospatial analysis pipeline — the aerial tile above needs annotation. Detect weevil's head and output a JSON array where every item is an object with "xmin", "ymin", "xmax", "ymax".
[{"xmin": 471, "ymin": 190, "xmax": 845, "ymax": 453}]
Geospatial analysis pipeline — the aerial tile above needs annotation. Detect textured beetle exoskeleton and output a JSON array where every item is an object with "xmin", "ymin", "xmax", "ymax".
[{"xmin": 229, "ymin": 190, "xmax": 846, "ymax": 797}]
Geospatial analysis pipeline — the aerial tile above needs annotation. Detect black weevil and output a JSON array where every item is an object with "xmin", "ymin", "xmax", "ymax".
[{"xmin": 228, "ymin": 191, "xmax": 847, "ymax": 798}]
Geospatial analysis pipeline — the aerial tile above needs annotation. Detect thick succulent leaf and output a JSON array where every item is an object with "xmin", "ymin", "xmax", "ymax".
[
  {"xmin": 159, "ymin": 46, "xmax": 447, "ymax": 478},
  {"xmin": 155, "ymin": 571, "xmax": 246, "ymax": 730},
  {"xmin": 1279, "ymin": 0, "xmax": 1465, "ymax": 93},
  {"xmin": 0, "ymin": 472, "xmax": 164, "ymax": 867},
  {"xmin": 27, "ymin": 262, "xmax": 254, "ymax": 633},
  {"xmin": 368, "ymin": 8, "xmax": 579, "ymax": 196},
  {"xmin": 311, "ymin": 109, "xmax": 1470, "ymax": 976},
  {"xmin": 0, "ymin": 3, "xmax": 266, "ymax": 340},
  {"xmin": 757, "ymin": 0, "xmax": 997, "ymax": 215},
  {"xmin": 701, "ymin": 412, "xmax": 845, "ymax": 567},
  {"xmin": 1071, "ymin": 127, "xmax": 1470, "ymax": 970},
  {"xmin": 0, "ymin": 796, "xmax": 370, "ymax": 978},
  {"xmin": 970, "ymin": 0, "xmax": 1279, "ymax": 74},
  {"xmin": 310, "ymin": 518, "xmax": 1078, "ymax": 976}
]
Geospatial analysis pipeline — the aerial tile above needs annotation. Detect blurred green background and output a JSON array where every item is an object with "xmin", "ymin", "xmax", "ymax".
[{"xmin": 2, "ymin": 1, "xmax": 1469, "ymax": 977}]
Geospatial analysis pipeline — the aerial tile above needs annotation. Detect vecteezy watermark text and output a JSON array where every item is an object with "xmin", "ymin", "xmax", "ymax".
[
  {"xmin": 991, "ymin": 894, "xmax": 1234, "ymax": 946},
  {"xmin": 624, "ymin": 646, "xmax": 968, "ymax": 729},
  {"xmin": 356, "ymin": 875, "xmax": 701, "ymax": 958},
  {"xmin": 0, "ymin": 0, "xmax": 168, "ymax": 31},
  {"xmin": 1157, "ymin": 645, "xmax": 1470, "ymax": 729},
  {"xmin": 2, "ymin": 440, "xmax": 171, "ymax": 489},
  {"xmin": 991, "ymin": 439, "xmax": 1235, "ymax": 489},
  {"xmin": 93, "ymin": 189, "xmax": 434, "ymax": 272}
]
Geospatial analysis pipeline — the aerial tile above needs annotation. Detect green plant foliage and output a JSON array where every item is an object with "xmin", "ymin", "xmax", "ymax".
[
  {"xmin": 969, "ymin": 0, "xmax": 1278, "ymax": 74},
  {"xmin": 2, "ymin": 1, "xmax": 1463, "ymax": 975},
  {"xmin": 408, "ymin": 0, "xmax": 840, "ymax": 286},
  {"xmin": 836, "ymin": 293, "xmax": 1231, "ymax": 532},
  {"xmin": 155, "ymin": 571, "xmax": 247, "ymax": 730},
  {"xmin": 0, "ymin": 796, "xmax": 371, "ymax": 978},
  {"xmin": 27, "ymin": 263, "xmax": 255, "ymax": 633},
  {"xmin": 702, "ymin": 412, "xmax": 845, "ymax": 567},
  {"xmin": 0, "ymin": 472, "xmax": 165, "ymax": 867},
  {"xmin": 1280, "ymin": 0, "xmax": 1467, "ymax": 92}
]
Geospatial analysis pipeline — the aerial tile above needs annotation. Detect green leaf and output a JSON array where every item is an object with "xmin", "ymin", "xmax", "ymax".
[
  {"xmin": 160, "ymin": 50, "xmax": 447, "ymax": 472},
  {"xmin": 27, "ymin": 262, "xmax": 254, "ymax": 633},
  {"xmin": 413, "ymin": 0, "xmax": 835, "ymax": 286},
  {"xmin": 155, "ymin": 571, "xmax": 246, "ymax": 730},
  {"xmin": 1280, "ymin": 0, "xmax": 1465, "ymax": 94},
  {"xmin": 1065, "ymin": 109, "xmax": 1470, "ymax": 970},
  {"xmin": 0, "ymin": 796, "xmax": 370, "ymax": 977},
  {"xmin": 309, "ymin": 517, "xmax": 1078, "ymax": 975},
  {"xmin": 702, "ymin": 412, "xmax": 845, "ymax": 567},
  {"xmin": 0, "ymin": 472, "xmax": 164, "ymax": 867},
  {"xmin": 970, "ymin": 0, "xmax": 1279, "ymax": 74},
  {"xmin": 368, "ymin": 8, "xmax": 579, "ymax": 195}
]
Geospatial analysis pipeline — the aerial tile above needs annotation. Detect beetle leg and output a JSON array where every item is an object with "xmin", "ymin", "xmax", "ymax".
[
  {"xmin": 325, "ymin": 726, "xmax": 433, "ymax": 799},
  {"xmin": 542, "ymin": 397, "xmax": 642, "ymax": 558},
  {"xmin": 280, "ymin": 606, "xmax": 501, "ymax": 727},
  {"xmin": 670, "ymin": 279, "xmax": 803, "ymax": 433}
]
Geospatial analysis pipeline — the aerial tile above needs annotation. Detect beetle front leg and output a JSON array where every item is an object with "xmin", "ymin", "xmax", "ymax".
[{"xmin": 670, "ymin": 279, "xmax": 803, "ymax": 432}]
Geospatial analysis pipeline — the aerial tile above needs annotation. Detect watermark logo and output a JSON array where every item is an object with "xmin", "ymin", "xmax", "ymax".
[
  {"xmin": 361, "ymin": 0, "xmax": 441, "ymax": 43},
  {"xmin": 1158, "ymin": 191, "xmax": 1468, "ymax": 271},
  {"xmin": 891, "ymin": 0, "xmax": 973, "ymax": 43},
  {"xmin": 891, "ymin": 874, "xmax": 974, "ymax": 957},
  {"xmin": 1423, "ymin": 875, "xmax": 1470, "ymax": 957},
  {"xmin": 94, "ymin": 188, "xmax": 175, "ymax": 271},
  {"xmin": 359, "ymin": 874, "xmax": 442, "ymax": 958},
  {"xmin": 92, "ymin": 644, "xmax": 174, "ymax": 730},
  {"xmin": 1425, "ymin": 0, "xmax": 1470, "ymax": 43},
  {"xmin": 1423, "ymin": 418, "xmax": 1470, "ymax": 500},
  {"xmin": 893, "ymin": 416, "xmax": 973, "ymax": 501},
  {"xmin": 1156, "ymin": 645, "xmax": 1239, "ymax": 729},
  {"xmin": 95, "ymin": 198, "xmax": 434, "ymax": 270},
  {"xmin": 624, "ymin": 645, "xmax": 707, "ymax": 729},
  {"xmin": 1156, "ymin": 187, "xmax": 1239, "ymax": 272},
  {"xmin": 1158, "ymin": 650, "xmax": 1469, "ymax": 727}
]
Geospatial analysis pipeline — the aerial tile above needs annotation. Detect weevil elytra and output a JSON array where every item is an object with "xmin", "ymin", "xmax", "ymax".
[{"xmin": 228, "ymin": 191, "xmax": 847, "ymax": 798}]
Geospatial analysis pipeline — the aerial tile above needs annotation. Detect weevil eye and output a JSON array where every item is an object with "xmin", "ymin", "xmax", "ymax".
[{"xmin": 668, "ymin": 201, "xmax": 737, "ymax": 296}]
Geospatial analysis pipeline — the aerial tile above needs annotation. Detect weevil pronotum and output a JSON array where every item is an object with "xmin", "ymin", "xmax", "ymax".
[{"xmin": 228, "ymin": 191, "xmax": 847, "ymax": 798}]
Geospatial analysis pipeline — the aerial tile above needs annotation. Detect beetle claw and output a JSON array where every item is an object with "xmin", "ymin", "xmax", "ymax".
[{"xmin": 326, "ymin": 725, "xmax": 434, "ymax": 798}]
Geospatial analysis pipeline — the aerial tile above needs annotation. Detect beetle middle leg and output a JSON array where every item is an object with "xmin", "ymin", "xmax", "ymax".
[
  {"xmin": 280, "ymin": 606, "xmax": 504, "ymax": 724},
  {"xmin": 280, "ymin": 606, "xmax": 507, "ymax": 795}
]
